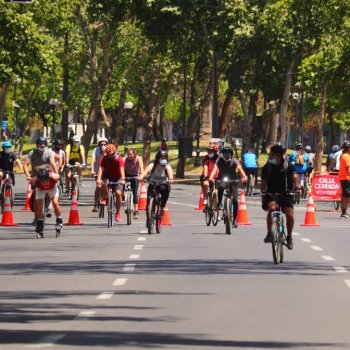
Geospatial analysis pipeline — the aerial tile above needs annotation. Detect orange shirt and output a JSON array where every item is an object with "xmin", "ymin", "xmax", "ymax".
[{"xmin": 338, "ymin": 153, "xmax": 350, "ymax": 180}]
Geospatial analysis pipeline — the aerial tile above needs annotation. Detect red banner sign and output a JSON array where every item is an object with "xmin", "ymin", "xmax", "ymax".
[{"xmin": 311, "ymin": 174, "xmax": 341, "ymax": 200}]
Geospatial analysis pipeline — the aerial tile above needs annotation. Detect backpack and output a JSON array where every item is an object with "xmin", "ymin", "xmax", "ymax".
[{"xmin": 295, "ymin": 153, "xmax": 305, "ymax": 165}]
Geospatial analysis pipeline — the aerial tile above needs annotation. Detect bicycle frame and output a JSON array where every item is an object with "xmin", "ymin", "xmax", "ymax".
[
  {"xmin": 107, "ymin": 181, "xmax": 119, "ymax": 228},
  {"xmin": 124, "ymin": 177, "xmax": 137, "ymax": 225}
]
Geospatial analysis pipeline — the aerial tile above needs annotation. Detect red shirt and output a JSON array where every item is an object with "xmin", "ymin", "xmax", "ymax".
[
  {"xmin": 36, "ymin": 171, "xmax": 57, "ymax": 190},
  {"xmin": 202, "ymin": 155, "xmax": 219, "ymax": 178},
  {"xmin": 100, "ymin": 154, "xmax": 124, "ymax": 179}
]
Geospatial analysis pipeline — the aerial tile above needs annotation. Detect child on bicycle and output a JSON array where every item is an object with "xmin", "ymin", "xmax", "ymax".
[
  {"xmin": 260, "ymin": 144, "xmax": 298, "ymax": 250},
  {"xmin": 209, "ymin": 146, "xmax": 247, "ymax": 226},
  {"xmin": 138, "ymin": 150, "xmax": 173, "ymax": 217}
]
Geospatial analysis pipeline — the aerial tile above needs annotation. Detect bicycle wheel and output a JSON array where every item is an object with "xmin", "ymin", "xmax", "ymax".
[
  {"xmin": 147, "ymin": 198, "xmax": 156, "ymax": 234},
  {"xmin": 211, "ymin": 191, "xmax": 219, "ymax": 226},
  {"xmin": 225, "ymin": 197, "xmax": 232, "ymax": 235},
  {"xmin": 107, "ymin": 191, "xmax": 115, "ymax": 228},
  {"xmin": 271, "ymin": 217, "xmax": 283, "ymax": 264},
  {"xmin": 205, "ymin": 206, "xmax": 212, "ymax": 226},
  {"xmin": 156, "ymin": 203, "xmax": 163, "ymax": 234},
  {"xmin": 125, "ymin": 192, "xmax": 132, "ymax": 225}
]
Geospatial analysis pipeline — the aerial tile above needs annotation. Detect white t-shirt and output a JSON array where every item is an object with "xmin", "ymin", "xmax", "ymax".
[{"xmin": 332, "ymin": 150, "xmax": 343, "ymax": 171}]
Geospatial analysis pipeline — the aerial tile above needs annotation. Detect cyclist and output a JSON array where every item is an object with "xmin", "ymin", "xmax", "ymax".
[
  {"xmin": 1, "ymin": 117, "xmax": 8, "ymax": 141},
  {"xmin": 65, "ymin": 135, "xmax": 86, "ymax": 194},
  {"xmin": 96, "ymin": 144, "xmax": 125, "ymax": 222},
  {"xmin": 209, "ymin": 146, "xmax": 247, "ymax": 226},
  {"xmin": 138, "ymin": 150, "xmax": 174, "ymax": 217},
  {"xmin": 50, "ymin": 140, "xmax": 65, "ymax": 173},
  {"xmin": 304, "ymin": 145, "xmax": 314, "ymax": 187},
  {"xmin": 338, "ymin": 141, "xmax": 350, "ymax": 218},
  {"xmin": 288, "ymin": 143, "xmax": 310, "ymax": 193},
  {"xmin": 0, "ymin": 141, "xmax": 24, "ymax": 185},
  {"xmin": 91, "ymin": 137, "xmax": 108, "ymax": 212},
  {"xmin": 261, "ymin": 144, "xmax": 298, "ymax": 250},
  {"xmin": 158, "ymin": 138, "xmax": 169, "ymax": 151},
  {"xmin": 241, "ymin": 148, "xmax": 258, "ymax": 189},
  {"xmin": 200, "ymin": 143, "xmax": 220, "ymax": 205},
  {"xmin": 327, "ymin": 144, "xmax": 342, "ymax": 173},
  {"xmin": 123, "ymin": 148, "xmax": 144, "ymax": 219},
  {"xmin": 29, "ymin": 164, "xmax": 63, "ymax": 238}
]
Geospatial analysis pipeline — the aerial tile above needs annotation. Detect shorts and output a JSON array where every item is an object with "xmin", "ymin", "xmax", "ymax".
[
  {"xmin": 262, "ymin": 193, "xmax": 294, "ymax": 211},
  {"xmin": 340, "ymin": 180, "xmax": 350, "ymax": 197},
  {"xmin": 103, "ymin": 178, "xmax": 124, "ymax": 192},
  {"xmin": 244, "ymin": 167, "xmax": 258, "ymax": 177},
  {"xmin": 36, "ymin": 184, "xmax": 59, "ymax": 200}
]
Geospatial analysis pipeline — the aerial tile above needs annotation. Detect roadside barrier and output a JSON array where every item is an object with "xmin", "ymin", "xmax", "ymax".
[
  {"xmin": 237, "ymin": 191, "xmax": 252, "ymax": 225},
  {"xmin": 301, "ymin": 195, "xmax": 320, "ymax": 226},
  {"xmin": 0, "ymin": 188, "xmax": 18, "ymax": 226},
  {"xmin": 65, "ymin": 189, "xmax": 83, "ymax": 225}
]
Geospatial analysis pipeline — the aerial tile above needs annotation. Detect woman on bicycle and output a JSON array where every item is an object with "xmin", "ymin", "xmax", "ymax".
[
  {"xmin": 138, "ymin": 150, "xmax": 173, "ymax": 215},
  {"xmin": 124, "ymin": 148, "xmax": 144, "ymax": 219},
  {"xmin": 200, "ymin": 143, "xmax": 220, "ymax": 205}
]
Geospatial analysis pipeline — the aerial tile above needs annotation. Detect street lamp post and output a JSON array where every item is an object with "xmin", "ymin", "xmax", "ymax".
[
  {"xmin": 49, "ymin": 98, "xmax": 59, "ymax": 140},
  {"xmin": 12, "ymin": 78, "xmax": 21, "ymax": 147},
  {"xmin": 124, "ymin": 101, "xmax": 133, "ymax": 155},
  {"xmin": 194, "ymin": 102, "xmax": 201, "ymax": 167}
]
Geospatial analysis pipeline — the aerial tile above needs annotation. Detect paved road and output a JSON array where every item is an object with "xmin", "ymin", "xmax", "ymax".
[{"xmin": 0, "ymin": 176, "xmax": 350, "ymax": 349}]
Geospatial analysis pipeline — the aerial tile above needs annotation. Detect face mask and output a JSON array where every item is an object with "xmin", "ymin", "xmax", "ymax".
[
  {"xmin": 208, "ymin": 153, "xmax": 214, "ymax": 159},
  {"xmin": 4, "ymin": 148, "xmax": 11, "ymax": 154},
  {"xmin": 268, "ymin": 158, "xmax": 277, "ymax": 165},
  {"xmin": 38, "ymin": 146, "xmax": 46, "ymax": 152},
  {"xmin": 159, "ymin": 159, "xmax": 168, "ymax": 166},
  {"xmin": 100, "ymin": 145, "xmax": 106, "ymax": 152},
  {"xmin": 74, "ymin": 142, "xmax": 79, "ymax": 147}
]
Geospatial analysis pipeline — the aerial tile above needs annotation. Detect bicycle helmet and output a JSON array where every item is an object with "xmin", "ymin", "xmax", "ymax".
[
  {"xmin": 58, "ymin": 138, "xmax": 65, "ymax": 145},
  {"xmin": 98, "ymin": 137, "xmax": 108, "ymax": 145},
  {"xmin": 270, "ymin": 144, "xmax": 286, "ymax": 155},
  {"xmin": 332, "ymin": 144, "xmax": 340, "ymax": 152},
  {"xmin": 221, "ymin": 146, "xmax": 233, "ymax": 155},
  {"xmin": 37, "ymin": 168, "xmax": 49, "ymax": 182},
  {"xmin": 105, "ymin": 144, "xmax": 117, "ymax": 154},
  {"xmin": 71, "ymin": 135, "xmax": 80, "ymax": 143},
  {"xmin": 304, "ymin": 145, "xmax": 312, "ymax": 153},
  {"xmin": 155, "ymin": 150, "xmax": 168, "ymax": 161},
  {"xmin": 52, "ymin": 139, "xmax": 59, "ymax": 145},
  {"xmin": 208, "ymin": 143, "xmax": 219, "ymax": 152},
  {"xmin": 295, "ymin": 142, "xmax": 303, "ymax": 150},
  {"xmin": 342, "ymin": 141, "xmax": 350, "ymax": 151},
  {"xmin": 161, "ymin": 137, "xmax": 167, "ymax": 142},
  {"xmin": 36, "ymin": 136, "xmax": 48, "ymax": 144},
  {"xmin": 2, "ymin": 141, "xmax": 12, "ymax": 148}
]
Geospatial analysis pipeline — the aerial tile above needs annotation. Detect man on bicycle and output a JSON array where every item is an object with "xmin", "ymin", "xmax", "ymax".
[
  {"xmin": 91, "ymin": 137, "xmax": 108, "ymax": 212},
  {"xmin": 0, "ymin": 141, "xmax": 24, "ymax": 185},
  {"xmin": 65, "ymin": 135, "xmax": 86, "ymax": 193},
  {"xmin": 96, "ymin": 144, "xmax": 125, "ymax": 222},
  {"xmin": 209, "ymin": 146, "xmax": 247, "ymax": 227},
  {"xmin": 241, "ymin": 148, "xmax": 258, "ymax": 189},
  {"xmin": 288, "ymin": 143, "xmax": 310, "ymax": 193},
  {"xmin": 200, "ymin": 143, "xmax": 220, "ymax": 206},
  {"xmin": 261, "ymin": 144, "xmax": 298, "ymax": 250},
  {"xmin": 138, "ymin": 150, "xmax": 174, "ymax": 218}
]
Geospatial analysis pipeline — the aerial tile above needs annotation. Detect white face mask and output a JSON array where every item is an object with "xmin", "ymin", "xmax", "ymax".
[
  {"xmin": 100, "ymin": 145, "xmax": 106, "ymax": 152},
  {"xmin": 159, "ymin": 159, "xmax": 168, "ymax": 166},
  {"xmin": 4, "ymin": 148, "xmax": 11, "ymax": 154},
  {"xmin": 208, "ymin": 153, "xmax": 214, "ymax": 159},
  {"xmin": 38, "ymin": 146, "xmax": 46, "ymax": 152},
  {"xmin": 268, "ymin": 158, "xmax": 277, "ymax": 165}
]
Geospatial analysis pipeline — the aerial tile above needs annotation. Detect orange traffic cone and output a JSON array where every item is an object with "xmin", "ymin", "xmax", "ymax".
[
  {"xmin": 195, "ymin": 190, "xmax": 205, "ymax": 210},
  {"xmin": 161, "ymin": 204, "xmax": 172, "ymax": 226},
  {"xmin": 237, "ymin": 191, "xmax": 252, "ymax": 225},
  {"xmin": 0, "ymin": 189, "xmax": 18, "ymax": 226},
  {"xmin": 301, "ymin": 195, "xmax": 320, "ymax": 226},
  {"xmin": 65, "ymin": 189, "xmax": 83, "ymax": 225},
  {"xmin": 21, "ymin": 182, "xmax": 33, "ymax": 211},
  {"xmin": 138, "ymin": 182, "xmax": 147, "ymax": 210}
]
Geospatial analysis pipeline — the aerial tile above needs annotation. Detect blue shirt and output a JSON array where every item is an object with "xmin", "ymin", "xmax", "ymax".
[
  {"xmin": 242, "ymin": 152, "xmax": 257, "ymax": 168},
  {"xmin": 288, "ymin": 151, "xmax": 310, "ymax": 174},
  {"xmin": 1, "ymin": 120, "xmax": 7, "ymax": 130}
]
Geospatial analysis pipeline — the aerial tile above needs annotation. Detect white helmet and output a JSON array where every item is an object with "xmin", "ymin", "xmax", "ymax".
[
  {"xmin": 71, "ymin": 135, "xmax": 80, "ymax": 143},
  {"xmin": 98, "ymin": 137, "xmax": 108, "ymax": 145}
]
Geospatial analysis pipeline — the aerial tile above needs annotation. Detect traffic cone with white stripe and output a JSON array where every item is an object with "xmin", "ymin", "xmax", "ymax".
[
  {"xmin": 300, "ymin": 195, "xmax": 319, "ymax": 226},
  {"xmin": 0, "ymin": 188, "xmax": 18, "ymax": 226},
  {"xmin": 21, "ymin": 182, "xmax": 33, "ymax": 211},
  {"xmin": 65, "ymin": 189, "xmax": 83, "ymax": 225},
  {"xmin": 138, "ymin": 181, "xmax": 147, "ymax": 210},
  {"xmin": 195, "ymin": 190, "xmax": 205, "ymax": 210},
  {"xmin": 237, "ymin": 191, "xmax": 252, "ymax": 225}
]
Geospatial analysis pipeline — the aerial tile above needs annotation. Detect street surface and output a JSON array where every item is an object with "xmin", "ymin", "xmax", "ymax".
[{"xmin": 0, "ymin": 176, "xmax": 350, "ymax": 349}]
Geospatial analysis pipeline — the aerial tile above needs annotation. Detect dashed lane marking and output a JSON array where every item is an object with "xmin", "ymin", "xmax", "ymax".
[
  {"xmin": 334, "ymin": 266, "xmax": 348, "ymax": 273},
  {"xmin": 310, "ymin": 246, "xmax": 323, "ymax": 251},
  {"xmin": 96, "ymin": 292, "xmax": 114, "ymax": 300},
  {"xmin": 123, "ymin": 263, "xmax": 136, "ymax": 272},
  {"xmin": 138, "ymin": 235, "xmax": 147, "ymax": 239},
  {"xmin": 129, "ymin": 254, "xmax": 140, "ymax": 259},
  {"xmin": 301, "ymin": 238, "xmax": 312, "ymax": 243},
  {"xmin": 293, "ymin": 232, "xmax": 301, "ymax": 236},
  {"xmin": 24, "ymin": 334, "xmax": 65, "ymax": 348},
  {"xmin": 74, "ymin": 310, "xmax": 97, "ymax": 320},
  {"xmin": 133, "ymin": 245, "xmax": 144, "ymax": 250},
  {"xmin": 113, "ymin": 278, "xmax": 127, "ymax": 286},
  {"xmin": 322, "ymin": 256, "xmax": 335, "ymax": 261},
  {"xmin": 344, "ymin": 280, "xmax": 350, "ymax": 288}
]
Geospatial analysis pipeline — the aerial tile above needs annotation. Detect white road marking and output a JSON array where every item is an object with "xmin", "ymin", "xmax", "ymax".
[
  {"xmin": 74, "ymin": 310, "xmax": 97, "ymax": 320},
  {"xmin": 129, "ymin": 254, "xmax": 140, "ymax": 259},
  {"xmin": 344, "ymin": 280, "xmax": 350, "ymax": 288},
  {"xmin": 24, "ymin": 334, "xmax": 65, "ymax": 348},
  {"xmin": 170, "ymin": 201, "xmax": 196, "ymax": 208},
  {"xmin": 96, "ymin": 292, "xmax": 114, "ymax": 300},
  {"xmin": 310, "ymin": 246, "xmax": 323, "ymax": 251},
  {"xmin": 138, "ymin": 235, "xmax": 147, "ymax": 239},
  {"xmin": 334, "ymin": 266, "xmax": 348, "ymax": 273},
  {"xmin": 301, "ymin": 238, "xmax": 312, "ymax": 243},
  {"xmin": 123, "ymin": 263, "xmax": 136, "ymax": 272},
  {"xmin": 293, "ymin": 232, "xmax": 301, "ymax": 236},
  {"xmin": 113, "ymin": 278, "xmax": 127, "ymax": 286},
  {"xmin": 133, "ymin": 245, "xmax": 144, "ymax": 250},
  {"xmin": 322, "ymin": 256, "xmax": 335, "ymax": 261}
]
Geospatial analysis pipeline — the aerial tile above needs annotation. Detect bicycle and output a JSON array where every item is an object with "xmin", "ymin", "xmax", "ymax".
[
  {"xmin": 107, "ymin": 181, "xmax": 119, "ymax": 228},
  {"xmin": 216, "ymin": 178, "xmax": 240, "ymax": 235},
  {"xmin": 146, "ymin": 180, "xmax": 167, "ymax": 235},
  {"xmin": 65, "ymin": 163, "xmax": 82, "ymax": 200},
  {"xmin": 204, "ymin": 182, "xmax": 219, "ymax": 226},
  {"xmin": 124, "ymin": 176, "xmax": 137, "ymax": 225},
  {"xmin": 266, "ymin": 192, "xmax": 293, "ymax": 264},
  {"xmin": 0, "ymin": 169, "xmax": 14, "ymax": 214}
]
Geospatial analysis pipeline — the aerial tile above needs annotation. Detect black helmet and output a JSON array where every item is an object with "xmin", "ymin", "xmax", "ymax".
[
  {"xmin": 304, "ymin": 145, "xmax": 312, "ymax": 153},
  {"xmin": 221, "ymin": 146, "xmax": 233, "ymax": 155},
  {"xmin": 342, "ymin": 141, "xmax": 350, "ymax": 151},
  {"xmin": 36, "ymin": 136, "xmax": 48, "ymax": 144},
  {"xmin": 37, "ymin": 168, "xmax": 49, "ymax": 182},
  {"xmin": 52, "ymin": 139, "xmax": 59, "ymax": 145},
  {"xmin": 155, "ymin": 150, "xmax": 168, "ymax": 161},
  {"xmin": 270, "ymin": 144, "xmax": 286, "ymax": 155},
  {"xmin": 295, "ymin": 142, "xmax": 303, "ymax": 151}
]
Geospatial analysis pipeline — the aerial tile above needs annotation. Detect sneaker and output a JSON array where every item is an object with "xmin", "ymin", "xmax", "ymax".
[
  {"xmin": 46, "ymin": 209, "xmax": 52, "ymax": 218},
  {"xmin": 133, "ymin": 210, "xmax": 139, "ymax": 219},
  {"xmin": 217, "ymin": 203, "xmax": 222, "ymax": 210},
  {"xmin": 264, "ymin": 232, "xmax": 273, "ymax": 243},
  {"xmin": 92, "ymin": 207, "xmax": 98, "ymax": 212},
  {"xmin": 115, "ymin": 212, "xmax": 121, "ymax": 222},
  {"xmin": 340, "ymin": 213, "xmax": 349, "ymax": 218},
  {"xmin": 233, "ymin": 218, "xmax": 238, "ymax": 228},
  {"xmin": 55, "ymin": 217, "xmax": 63, "ymax": 235},
  {"xmin": 203, "ymin": 199, "xmax": 208, "ymax": 206},
  {"xmin": 286, "ymin": 237, "xmax": 294, "ymax": 250},
  {"xmin": 100, "ymin": 199, "xmax": 107, "ymax": 206},
  {"xmin": 35, "ymin": 220, "xmax": 44, "ymax": 238}
]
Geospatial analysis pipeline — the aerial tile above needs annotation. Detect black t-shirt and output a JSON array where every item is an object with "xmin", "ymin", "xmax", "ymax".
[
  {"xmin": 261, "ymin": 161, "xmax": 296, "ymax": 193},
  {"xmin": 216, "ymin": 157, "xmax": 240, "ymax": 180},
  {"xmin": 0, "ymin": 151, "xmax": 18, "ymax": 171}
]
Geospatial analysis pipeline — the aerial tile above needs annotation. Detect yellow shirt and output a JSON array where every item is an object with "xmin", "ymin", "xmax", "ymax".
[
  {"xmin": 66, "ymin": 144, "xmax": 85, "ymax": 162},
  {"xmin": 338, "ymin": 153, "xmax": 350, "ymax": 180}
]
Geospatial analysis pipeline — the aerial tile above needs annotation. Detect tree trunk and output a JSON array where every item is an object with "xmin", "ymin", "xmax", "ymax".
[
  {"xmin": 267, "ymin": 101, "xmax": 278, "ymax": 147},
  {"xmin": 0, "ymin": 84, "xmax": 9, "ymax": 127},
  {"xmin": 238, "ymin": 90, "xmax": 252, "ymax": 153},
  {"xmin": 278, "ymin": 61, "xmax": 294, "ymax": 147},
  {"xmin": 314, "ymin": 82, "xmax": 328, "ymax": 172},
  {"xmin": 248, "ymin": 92, "xmax": 258, "ymax": 152},
  {"xmin": 218, "ymin": 89, "xmax": 233, "ymax": 138}
]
